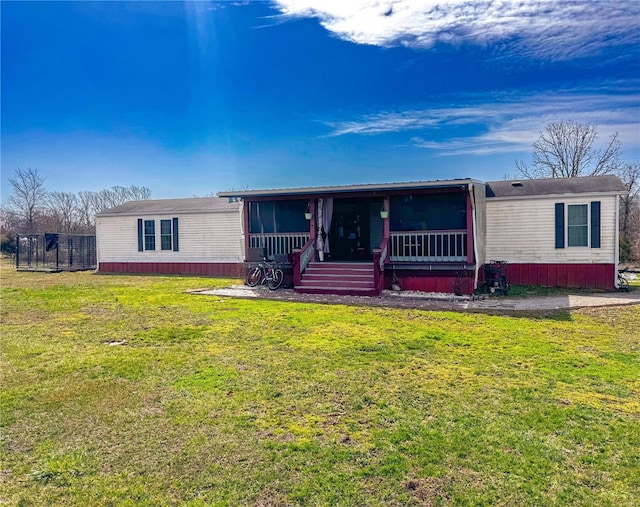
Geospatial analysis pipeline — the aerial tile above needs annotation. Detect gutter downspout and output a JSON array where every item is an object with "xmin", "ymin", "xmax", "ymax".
[
  {"xmin": 95, "ymin": 218, "xmax": 100, "ymax": 271},
  {"xmin": 614, "ymin": 193, "xmax": 620, "ymax": 289},
  {"xmin": 469, "ymin": 183, "xmax": 480, "ymax": 291}
]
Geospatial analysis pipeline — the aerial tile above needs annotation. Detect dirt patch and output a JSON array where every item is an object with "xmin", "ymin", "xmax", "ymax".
[
  {"xmin": 193, "ymin": 285, "xmax": 640, "ymax": 314},
  {"xmin": 403, "ymin": 477, "xmax": 450, "ymax": 506}
]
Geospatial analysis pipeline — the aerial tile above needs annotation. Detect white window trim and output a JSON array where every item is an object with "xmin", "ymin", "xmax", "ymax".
[
  {"xmin": 160, "ymin": 219, "xmax": 173, "ymax": 252},
  {"xmin": 566, "ymin": 203, "xmax": 590, "ymax": 248},
  {"xmin": 144, "ymin": 219, "xmax": 156, "ymax": 251}
]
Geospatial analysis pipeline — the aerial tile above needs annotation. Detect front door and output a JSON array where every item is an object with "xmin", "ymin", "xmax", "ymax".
[{"xmin": 328, "ymin": 199, "xmax": 373, "ymax": 261}]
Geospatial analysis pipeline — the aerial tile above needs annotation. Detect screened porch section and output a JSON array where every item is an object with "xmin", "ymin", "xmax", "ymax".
[
  {"xmin": 388, "ymin": 192, "xmax": 469, "ymax": 263},
  {"xmin": 248, "ymin": 199, "xmax": 311, "ymax": 259}
]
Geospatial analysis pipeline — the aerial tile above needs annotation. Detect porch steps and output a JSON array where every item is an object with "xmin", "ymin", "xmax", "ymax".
[{"xmin": 295, "ymin": 262, "xmax": 379, "ymax": 296}]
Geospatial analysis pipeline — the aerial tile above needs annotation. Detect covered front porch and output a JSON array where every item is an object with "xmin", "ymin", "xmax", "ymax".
[{"xmin": 219, "ymin": 179, "xmax": 481, "ymax": 295}]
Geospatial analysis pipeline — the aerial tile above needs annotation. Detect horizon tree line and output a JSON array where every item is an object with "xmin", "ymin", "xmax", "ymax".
[{"xmin": 1, "ymin": 168, "xmax": 151, "ymax": 253}]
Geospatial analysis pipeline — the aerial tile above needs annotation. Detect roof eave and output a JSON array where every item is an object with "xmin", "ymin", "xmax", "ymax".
[{"xmin": 218, "ymin": 179, "xmax": 479, "ymax": 198}]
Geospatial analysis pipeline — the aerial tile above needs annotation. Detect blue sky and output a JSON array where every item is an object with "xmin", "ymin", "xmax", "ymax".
[{"xmin": 2, "ymin": 0, "xmax": 639, "ymax": 200}]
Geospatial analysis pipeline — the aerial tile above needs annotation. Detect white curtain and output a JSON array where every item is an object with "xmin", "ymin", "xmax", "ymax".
[
  {"xmin": 316, "ymin": 198, "xmax": 324, "ymax": 253},
  {"xmin": 322, "ymin": 198, "xmax": 333, "ymax": 253}
]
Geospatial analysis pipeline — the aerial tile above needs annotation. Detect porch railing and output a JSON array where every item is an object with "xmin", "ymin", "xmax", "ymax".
[
  {"xmin": 389, "ymin": 230, "xmax": 467, "ymax": 262},
  {"xmin": 373, "ymin": 238, "xmax": 389, "ymax": 293},
  {"xmin": 249, "ymin": 233, "xmax": 311, "ymax": 259},
  {"xmin": 292, "ymin": 238, "xmax": 316, "ymax": 287}
]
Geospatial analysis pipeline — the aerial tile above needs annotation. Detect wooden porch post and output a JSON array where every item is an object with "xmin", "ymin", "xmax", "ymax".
[
  {"xmin": 310, "ymin": 198, "xmax": 317, "ymax": 239},
  {"xmin": 466, "ymin": 189, "xmax": 474, "ymax": 264},
  {"xmin": 383, "ymin": 196, "xmax": 390, "ymax": 239},
  {"xmin": 243, "ymin": 199, "xmax": 250, "ymax": 261}
]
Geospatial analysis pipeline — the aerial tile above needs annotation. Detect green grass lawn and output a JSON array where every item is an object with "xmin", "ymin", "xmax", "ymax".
[{"xmin": 1, "ymin": 262, "xmax": 639, "ymax": 506}]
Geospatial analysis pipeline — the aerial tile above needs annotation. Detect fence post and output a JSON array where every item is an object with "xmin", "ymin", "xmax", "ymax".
[{"xmin": 15, "ymin": 236, "xmax": 20, "ymax": 269}]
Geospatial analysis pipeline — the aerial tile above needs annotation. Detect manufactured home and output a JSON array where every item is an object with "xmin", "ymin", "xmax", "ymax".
[{"xmin": 97, "ymin": 175, "xmax": 626, "ymax": 295}]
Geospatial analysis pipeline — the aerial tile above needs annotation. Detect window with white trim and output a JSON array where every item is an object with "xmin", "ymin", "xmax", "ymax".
[
  {"xmin": 160, "ymin": 219, "xmax": 173, "ymax": 251},
  {"xmin": 567, "ymin": 204, "xmax": 588, "ymax": 247},
  {"xmin": 138, "ymin": 218, "xmax": 179, "ymax": 252},
  {"xmin": 554, "ymin": 201, "xmax": 600, "ymax": 249},
  {"xmin": 144, "ymin": 220, "xmax": 156, "ymax": 250}
]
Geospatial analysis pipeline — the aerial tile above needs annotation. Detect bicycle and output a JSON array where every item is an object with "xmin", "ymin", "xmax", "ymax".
[
  {"xmin": 245, "ymin": 257, "xmax": 284, "ymax": 290},
  {"xmin": 617, "ymin": 268, "xmax": 631, "ymax": 292}
]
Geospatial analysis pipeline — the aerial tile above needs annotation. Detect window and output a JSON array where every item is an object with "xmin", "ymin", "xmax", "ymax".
[
  {"xmin": 144, "ymin": 220, "xmax": 156, "ymax": 251},
  {"xmin": 390, "ymin": 192, "xmax": 466, "ymax": 231},
  {"xmin": 161, "ymin": 219, "xmax": 172, "ymax": 250},
  {"xmin": 138, "ymin": 218, "xmax": 178, "ymax": 252},
  {"xmin": 555, "ymin": 201, "xmax": 600, "ymax": 249},
  {"xmin": 249, "ymin": 200, "xmax": 309, "ymax": 233},
  {"xmin": 567, "ymin": 204, "xmax": 588, "ymax": 247}
]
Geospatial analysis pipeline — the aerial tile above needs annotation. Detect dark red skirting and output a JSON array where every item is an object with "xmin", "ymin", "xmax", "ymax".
[
  {"xmin": 391, "ymin": 263, "xmax": 615, "ymax": 295},
  {"xmin": 98, "ymin": 262, "xmax": 243, "ymax": 278},
  {"xmin": 487, "ymin": 263, "xmax": 616, "ymax": 290},
  {"xmin": 390, "ymin": 271, "xmax": 475, "ymax": 295}
]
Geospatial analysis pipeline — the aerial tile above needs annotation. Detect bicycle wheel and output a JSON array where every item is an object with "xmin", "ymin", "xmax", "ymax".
[
  {"xmin": 246, "ymin": 266, "xmax": 263, "ymax": 287},
  {"xmin": 267, "ymin": 269, "xmax": 284, "ymax": 290},
  {"xmin": 618, "ymin": 275, "xmax": 630, "ymax": 292}
]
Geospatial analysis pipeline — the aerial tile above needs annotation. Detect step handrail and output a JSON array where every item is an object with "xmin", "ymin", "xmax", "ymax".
[
  {"xmin": 292, "ymin": 237, "xmax": 316, "ymax": 287},
  {"xmin": 372, "ymin": 238, "xmax": 389, "ymax": 294}
]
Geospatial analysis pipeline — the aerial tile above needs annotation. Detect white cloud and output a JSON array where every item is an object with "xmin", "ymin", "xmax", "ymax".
[
  {"xmin": 321, "ymin": 87, "xmax": 640, "ymax": 156},
  {"xmin": 273, "ymin": 0, "xmax": 640, "ymax": 60}
]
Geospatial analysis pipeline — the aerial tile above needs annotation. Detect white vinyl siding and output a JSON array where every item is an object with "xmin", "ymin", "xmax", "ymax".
[
  {"xmin": 485, "ymin": 194, "xmax": 617, "ymax": 263},
  {"xmin": 97, "ymin": 209, "xmax": 243, "ymax": 263}
]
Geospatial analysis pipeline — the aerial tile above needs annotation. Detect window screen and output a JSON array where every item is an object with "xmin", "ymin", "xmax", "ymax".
[
  {"xmin": 249, "ymin": 200, "xmax": 309, "ymax": 233},
  {"xmin": 390, "ymin": 193, "xmax": 466, "ymax": 231}
]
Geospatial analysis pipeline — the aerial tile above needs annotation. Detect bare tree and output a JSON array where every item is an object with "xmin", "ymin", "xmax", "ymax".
[
  {"xmin": 77, "ymin": 191, "xmax": 98, "ymax": 233},
  {"xmin": 47, "ymin": 191, "xmax": 79, "ymax": 233},
  {"xmin": 4, "ymin": 169, "xmax": 152, "ymax": 236},
  {"xmin": 516, "ymin": 121, "xmax": 621, "ymax": 179},
  {"xmin": 7, "ymin": 168, "xmax": 48, "ymax": 234},
  {"xmin": 90, "ymin": 185, "xmax": 152, "ymax": 214},
  {"xmin": 74, "ymin": 185, "xmax": 152, "ymax": 232},
  {"xmin": 618, "ymin": 162, "xmax": 640, "ymax": 261},
  {"xmin": 126, "ymin": 185, "xmax": 152, "ymax": 201}
]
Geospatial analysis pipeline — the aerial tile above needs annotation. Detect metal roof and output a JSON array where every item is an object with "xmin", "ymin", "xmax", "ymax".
[
  {"xmin": 217, "ymin": 178, "xmax": 477, "ymax": 198},
  {"xmin": 485, "ymin": 175, "xmax": 627, "ymax": 198},
  {"xmin": 97, "ymin": 175, "xmax": 627, "ymax": 216},
  {"xmin": 96, "ymin": 197, "xmax": 240, "ymax": 217}
]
